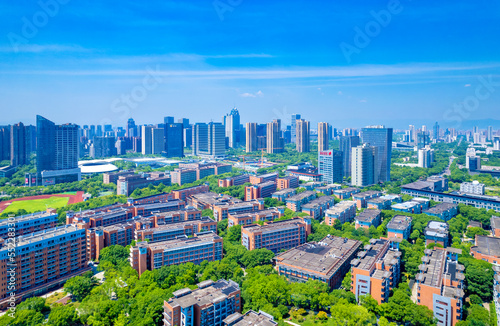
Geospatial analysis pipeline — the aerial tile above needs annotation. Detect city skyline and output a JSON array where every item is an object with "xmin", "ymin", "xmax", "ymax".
[{"xmin": 1, "ymin": 1, "xmax": 499, "ymax": 128}]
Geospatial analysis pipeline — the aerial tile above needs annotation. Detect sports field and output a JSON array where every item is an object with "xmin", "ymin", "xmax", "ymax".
[
  {"xmin": 2, "ymin": 196, "xmax": 70, "ymax": 214},
  {"xmin": 0, "ymin": 191, "xmax": 84, "ymax": 215}
]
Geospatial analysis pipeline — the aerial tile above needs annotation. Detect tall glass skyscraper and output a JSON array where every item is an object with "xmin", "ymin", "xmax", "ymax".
[
  {"xmin": 340, "ymin": 135, "xmax": 360, "ymax": 178},
  {"xmin": 223, "ymin": 108, "xmax": 240, "ymax": 148},
  {"xmin": 164, "ymin": 123, "xmax": 184, "ymax": 157},
  {"xmin": 290, "ymin": 114, "xmax": 301, "ymax": 143},
  {"xmin": 360, "ymin": 126, "xmax": 393, "ymax": 183}
]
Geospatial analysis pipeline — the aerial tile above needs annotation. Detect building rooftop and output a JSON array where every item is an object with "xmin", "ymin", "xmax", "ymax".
[
  {"xmin": 287, "ymin": 191, "xmax": 316, "ymax": 202},
  {"xmin": 134, "ymin": 231, "xmax": 221, "ymax": 252},
  {"xmin": 355, "ymin": 209, "xmax": 381, "ymax": 223},
  {"xmin": 272, "ymin": 188, "xmax": 296, "ymax": 196},
  {"xmin": 241, "ymin": 218, "xmax": 305, "ymax": 234},
  {"xmin": 135, "ymin": 216, "xmax": 215, "ymax": 234},
  {"xmin": 352, "ymin": 191, "xmax": 382, "ymax": 199},
  {"xmin": 275, "ymin": 235, "xmax": 362, "ymax": 278},
  {"xmin": 11, "ymin": 225, "xmax": 83, "ymax": 248},
  {"xmin": 190, "ymin": 192, "xmax": 241, "ymax": 206},
  {"xmin": 473, "ymin": 235, "xmax": 500, "ymax": 257},
  {"xmin": 387, "ymin": 215, "xmax": 412, "ymax": 230},
  {"xmin": 168, "ymin": 279, "xmax": 239, "ymax": 309},
  {"xmin": 351, "ymin": 239, "xmax": 401, "ymax": 276},
  {"xmin": 253, "ymin": 181, "xmax": 276, "ymax": 188},
  {"xmin": 325, "ymin": 201, "xmax": 356, "ymax": 215},
  {"xmin": 0, "ymin": 210, "xmax": 58, "ymax": 225},
  {"xmin": 424, "ymin": 221, "xmax": 449, "ymax": 239},
  {"xmin": 491, "ymin": 216, "xmax": 500, "ymax": 230},
  {"xmin": 401, "ymin": 180, "xmax": 433, "ymax": 191},
  {"xmin": 214, "ymin": 199, "xmax": 262, "ymax": 210},
  {"xmin": 229, "ymin": 208, "xmax": 281, "ymax": 219},
  {"xmin": 224, "ymin": 310, "xmax": 277, "ymax": 326},
  {"xmin": 392, "ymin": 201, "xmax": 420, "ymax": 210},
  {"xmin": 302, "ymin": 196, "xmax": 335, "ymax": 209},
  {"xmin": 334, "ymin": 187, "xmax": 359, "ymax": 194},
  {"xmin": 424, "ymin": 203, "xmax": 458, "ymax": 215}
]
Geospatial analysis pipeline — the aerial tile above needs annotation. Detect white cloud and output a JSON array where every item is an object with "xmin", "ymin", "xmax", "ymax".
[
  {"xmin": 240, "ymin": 90, "xmax": 263, "ymax": 98},
  {"xmin": 338, "ymin": 91, "xmax": 343, "ymax": 95},
  {"xmin": 464, "ymin": 84, "xmax": 471, "ymax": 87},
  {"xmin": 0, "ymin": 44, "xmax": 91, "ymax": 53},
  {"xmin": 359, "ymin": 99, "xmax": 367, "ymax": 103}
]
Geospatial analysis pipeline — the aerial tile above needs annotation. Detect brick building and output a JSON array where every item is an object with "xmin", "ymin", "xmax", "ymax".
[
  {"xmin": 387, "ymin": 215, "xmax": 412, "ymax": 240},
  {"xmin": 285, "ymin": 191, "xmax": 316, "ymax": 212},
  {"xmin": 276, "ymin": 176, "xmax": 299, "ymax": 190},
  {"xmin": 218, "ymin": 174, "xmax": 250, "ymax": 187},
  {"xmin": 227, "ymin": 208, "xmax": 283, "ymax": 227},
  {"xmin": 333, "ymin": 187, "xmax": 360, "ymax": 199},
  {"xmin": 352, "ymin": 191, "xmax": 382, "ymax": 209},
  {"xmin": 213, "ymin": 200, "xmax": 264, "ymax": 222},
  {"xmin": 423, "ymin": 203, "xmax": 459, "ymax": 222},
  {"xmin": 271, "ymin": 188, "xmax": 296, "ymax": 202},
  {"xmin": 0, "ymin": 209, "xmax": 58, "ymax": 239},
  {"xmin": 245, "ymin": 181, "xmax": 277, "ymax": 201},
  {"xmin": 424, "ymin": 221, "xmax": 449, "ymax": 247},
  {"xmin": 301, "ymin": 196, "xmax": 336, "ymax": 219},
  {"xmin": 324, "ymin": 201, "xmax": 357, "ymax": 225},
  {"xmin": 471, "ymin": 235, "xmax": 500, "ymax": 264},
  {"xmin": 355, "ymin": 209, "xmax": 382, "ymax": 229}
]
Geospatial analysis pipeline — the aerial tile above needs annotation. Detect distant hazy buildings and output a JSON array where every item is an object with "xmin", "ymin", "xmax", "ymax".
[
  {"xmin": 340, "ymin": 135, "xmax": 360, "ymax": 178},
  {"xmin": 10, "ymin": 122, "xmax": 29, "ymax": 166},
  {"xmin": 295, "ymin": 119, "xmax": 310, "ymax": 153},
  {"xmin": 290, "ymin": 114, "xmax": 301, "ymax": 143},
  {"xmin": 193, "ymin": 122, "xmax": 226, "ymax": 158},
  {"xmin": 36, "ymin": 115, "xmax": 80, "ymax": 185},
  {"xmin": 91, "ymin": 136, "xmax": 116, "ymax": 158},
  {"xmin": 141, "ymin": 125, "xmax": 153, "ymax": 155},
  {"xmin": 361, "ymin": 126, "xmax": 392, "ymax": 183},
  {"xmin": 418, "ymin": 146, "xmax": 434, "ymax": 168},
  {"xmin": 351, "ymin": 144, "xmax": 378, "ymax": 187},
  {"xmin": 318, "ymin": 122, "xmax": 329, "ymax": 152}
]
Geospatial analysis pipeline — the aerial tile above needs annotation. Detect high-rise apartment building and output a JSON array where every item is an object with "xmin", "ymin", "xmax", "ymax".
[
  {"xmin": 361, "ymin": 126, "xmax": 392, "ymax": 182},
  {"xmin": 224, "ymin": 108, "xmax": 241, "ymax": 148},
  {"xmin": 266, "ymin": 119, "xmax": 284, "ymax": 154},
  {"xmin": 10, "ymin": 122, "xmax": 29, "ymax": 166},
  {"xmin": 246, "ymin": 122, "xmax": 257, "ymax": 152},
  {"xmin": 126, "ymin": 118, "xmax": 137, "ymax": 137},
  {"xmin": 418, "ymin": 146, "xmax": 434, "ymax": 168},
  {"xmin": 193, "ymin": 122, "xmax": 226, "ymax": 158},
  {"xmin": 487, "ymin": 126, "xmax": 493, "ymax": 141},
  {"xmin": 91, "ymin": 136, "xmax": 116, "ymax": 158},
  {"xmin": 351, "ymin": 144, "xmax": 378, "ymax": 187},
  {"xmin": 141, "ymin": 125, "xmax": 153, "ymax": 154},
  {"xmin": 36, "ymin": 115, "xmax": 80, "ymax": 185},
  {"xmin": 152, "ymin": 128, "xmax": 164, "ymax": 154},
  {"xmin": 290, "ymin": 114, "xmax": 301, "ymax": 143},
  {"xmin": 433, "ymin": 122, "xmax": 440, "ymax": 141},
  {"xmin": 0, "ymin": 126, "xmax": 10, "ymax": 162},
  {"xmin": 295, "ymin": 119, "xmax": 310, "ymax": 152},
  {"xmin": 318, "ymin": 150, "xmax": 343, "ymax": 184},
  {"xmin": 318, "ymin": 122, "xmax": 329, "ymax": 152},
  {"xmin": 164, "ymin": 123, "xmax": 183, "ymax": 157},
  {"xmin": 340, "ymin": 135, "xmax": 360, "ymax": 178}
]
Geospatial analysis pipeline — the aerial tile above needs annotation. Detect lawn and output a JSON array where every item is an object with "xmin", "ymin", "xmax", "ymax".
[{"xmin": 2, "ymin": 196, "xmax": 70, "ymax": 214}]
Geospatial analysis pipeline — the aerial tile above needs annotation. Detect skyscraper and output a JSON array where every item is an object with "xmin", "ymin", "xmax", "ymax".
[
  {"xmin": 36, "ymin": 115, "xmax": 80, "ymax": 185},
  {"xmin": 164, "ymin": 116, "xmax": 175, "ymax": 124},
  {"xmin": 318, "ymin": 150, "xmax": 343, "ymax": 184},
  {"xmin": 351, "ymin": 144, "xmax": 378, "ymax": 187},
  {"xmin": 10, "ymin": 122, "xmax": 29, "ymax": 166},
  {"xmin": 192, "ymin": 122, "xmax": 226, "ymax": 158},
  {"xmin": 339, "ymin": 135, "xmax": 360, "ymax": 178},
  {"xmin": 267, "ymin": 119, "xmax": 284, "ymax": 154},
  {"xmin": 141, "ymin": 125, "xmax": 153, "ymax": 154},
  {"xmin": 290, "ymin": 114, "xmax": 301, "ymax": 143},
  {"xmin": 164, "ymin": 123, "xmax": 184, "ymax": 157},
  {"xmin": 296, "ymin": 119, "xmax": 310, "ymax": 152},
  {"xmin": 361, "ymin": 126, "xmax": 393, "ymax": 183},
  {"xmin": 223, "ymin": 108, "xmax": 241, "ymax": 148},
  {"xmin": 246, "ymin": 122, "xmax": 257, "ymax": 153},
  {"xmin": 152, "ymin": 128, "xmax": 164, "ymax": 154},
  {"xmin": 126, "ymin": 118, "xmax": 136, "ymax": 137},
  {"xmin": 0, "ymin": 126, "xmax": 10, "ymax": 162},
  {"xmin": 488, "ymin": 126, "xmax": 493, "ymax": 141},
  {"xmin": 177, "ymin": 118, "xmax": 190, "ymax": 128},
  {"xmin": 91, "ymin": 136, "xmax": 117, "ymax": 158},
  {"xmin": 318, "ymin": 122, "xmax": 329, "ymax": 152},
  {"xmin": 433, "ymin": 122, "xmax": 440, "ymax": 141}
]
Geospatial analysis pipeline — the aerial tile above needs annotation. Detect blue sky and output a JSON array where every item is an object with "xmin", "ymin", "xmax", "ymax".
[{"xmin": 1, "ymin": 0, "xmax": 499, "ymax": 129}]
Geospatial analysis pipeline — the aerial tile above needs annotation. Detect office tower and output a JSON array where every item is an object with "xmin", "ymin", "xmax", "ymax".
[
  {"xmin": 183, "ymin": 125, "xmax": 192, "ymax": 149},
  {"xmin": 91, "ymin": 136, "xmax": 116, "ymax": 158},
  {"xmin": 246, "ymin": 122, "xmax": 257, "ymax": 153},
  {"xmin": 351, "ymin": 144, "xmax": 378, "ymax": 187},
  {"xmin": 494, "ymin": 136, "xmax": 500, "ymax": 150},
  {"xmin": 361, "ymin": 126, "xmax": 393, "ymax": 183},
  {"xmin": 164, "ymin": 116, "xmax": 174, "ymax": 124},
  {"xmin": 152, "ymin": 128, "xmax": 164, "ymax": 154},
  {"xmin": 418, "ymin": 146, "xmax": 434, "ymax": 168},
  {"xmin": 328, "ymin": 125, "xmax": 333, "ymax": 140},
  {"xmin": 266, "ymin": 119, "xmax": 284, "ymax": 154},
  {"xmin": 295, "ymin": 119, "xmax": 310, "ymax": 152},
  {"xmin": 0, "ymin": 126, "xmax": 10, "ymax": 161},
  {"xmin": 339, "ymin": 135, "xmax": 360, "ymax": 178},
  {"xmin": 126, "ymin": 118, "xmax": 136, "ymax": 137},
  {"xmin": 25, "ymin": 124, "xmax": 36, "ymax": 152},
  {"xmin": 96, "ymin": 125, "xmax": 103, "ymax": 137},
  {"xmin": 417, "ymin": 131, "xmax": 430, "ymax": 149},
  {"xmin": 115, "ymin": 138, "xmax": 125, "ymax": 155},
  {"xmin": 223, "ymin": 107, "xmax": 240, "ymax": 148},
  {"xmin": 473, "ymin": 132, "xmax": 481, "ymax": 144},
  {"xmin": 141, "ymin": 125, "xmax": 153, "ymax": 154},
  {"xmin": 164, "ymin": 123, "xmax": 183, "ymax": 157},
  {"xmin": 177, "ymin": 118, "xmax": 189, "ymax": 128},
  {"xmin": 10, "ymin": 122, "xmax": 29, "ymax": 166},
  {"xmin": 318, "ymin": 122, "xmax": 329, "ymax": 152},
  {"xmin": 473, "ymin": 126, "xmax": 479, "ymax": 134},
  {"xmin": 192, "ymin": 122, "xmax": 226, "ymax": 158},
  {"xmin": 408, "ymin": 125, "xmax": 415, "ymax": 144},
  {"xmin": 433, "ymin": 122, "xmax": 440, "ymax": 141},
  {"xmin": 36, "ymin": 115, "xmax": 80, "ymax": 185},
  {"xmin": 89, "ymin": 125, "xmax": 96, "ymax": 139},
  {"xmin": 290, "ymin": 113, "xmax": 301, "ymax": 143},
  {"xmin": 283, "ymin": 127, "xmax": 291, "ymax": 144},
  {"xmin": 318, "ymin": 150, "xmax": 343, "ymax": 183},
  {"xmin": 487, "ymin": 126, "xmax": 493, "ymax": 141},
  {"xmin": 132, "ymin": 137, "xmax": 142, "ymax": 153},
  {"xmin": 239, "ymin": 124, "xmax": 246, "ymax": 147}
]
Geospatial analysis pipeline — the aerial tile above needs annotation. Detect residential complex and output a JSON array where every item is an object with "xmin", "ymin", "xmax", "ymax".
[
  {"xmin": 275, "ymin": 235, "xmax": 362, "ymax": 289},
  {"xmin": 352, "ymin": 191, "xmax": 382, "ymax": 209},
  {"xmin": 470, "ymin": 235, "xmax": 500, "ymax": 264},
  {"xmin": 301, "ymin": 196, "xmax": 336, "ymax": 219},
  {"xmin": 241, "ymin": 218, "xmax": 311, "ymax": 252},
  {"xmin": 460, "ymin": 181, "xmax": 485, "ymax": 195},
  {"xmin": 424, "ymin": 221, "xmax": 450, "ymax": 247},
  {"xmin": 223, "ymin": 310, "xmax": 277, "ymax": 326},
  {"xmin": 325, "ymin": 201, "xmax": 357, "ymax": 225},
  {"xmin": 163, "ymin": 279, "xmax": 241, "ymax": 326},
  {"xmin": 416, "ymin": 248, "xmax": 465, "ymax": 326},
  {"xmin": 354, "ymin": 209, "xmax": 382, "ymax": 229},
  {"xmin": 387, "ymin": 215, "xmax": 412, "ymax": 240},
  {"xmin": 245, "ymin": 181, "xmax": 277, "ymax": 201},
  {"xmin": 423, "ymin": 203, "xmax": 458, "ymax": 222},
  {"xmin": 351, "ymin": 238, "xmax": 402, "ymax": 303},
  {"xmin": 227, "ymin": 208, "xmax": 283, "ymax": 227},
  {"xmin": 285, "ymin": 191, "xmax": 316, "ymax": 211}
]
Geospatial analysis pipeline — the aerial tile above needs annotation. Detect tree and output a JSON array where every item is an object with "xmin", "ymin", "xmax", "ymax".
[
  {"xmin": 465, "ymin": 227, "xmax": 488, "ymax": 239},
  {"xmin": 64, "ymin": 275, "xmax": 98, "ymax": 301},
  {"xmin": 98, "ymin": 245, "xmax": 129, "ymax": 267},
  {"xmin": 240, "ymin": 249, "xmax": 274, "ymax": 268},
  {"xmin": 330, "ymin": 303, "xmax": 376, "ymax": 325},
  {"xmin": 469, "ymin": 294, "xmax": 483, "ymax": 306},
  {"xmin": 47, "ymin": 305, "xmax": 80, "ymax": 326},
  {"xmin": 317, "ymin": 311, "xmax": 328, "ymax": 320},
  {"xmin": 359, "ymin": 294, "xmax": 378, "ymax": 314},
  {"xmin": 463, "ymin": 258, "xmax": 494, "ymax": 300},
  {"xmin": 342, "ymin": 271, "xmax": 352, "ymax": 290}
]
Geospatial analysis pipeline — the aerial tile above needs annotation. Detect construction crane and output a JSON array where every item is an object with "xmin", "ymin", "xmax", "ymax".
[{"xmin": 259, "ymin": 149, "xmax": 266, "ymax": 167}]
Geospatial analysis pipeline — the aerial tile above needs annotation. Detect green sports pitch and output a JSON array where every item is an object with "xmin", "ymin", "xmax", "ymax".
[{"xmin": 2, "ymin": 196, "xmax": 70, "ymax": 214}]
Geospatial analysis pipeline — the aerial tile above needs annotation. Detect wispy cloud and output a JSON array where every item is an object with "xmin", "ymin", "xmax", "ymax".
[
  {"xmin": 240, "ymin": 90, "xmax": 264, "ymax": 97},
  {"xmin": 0, "ymin": 44, "xmax": 92, "ymax": 53}
]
